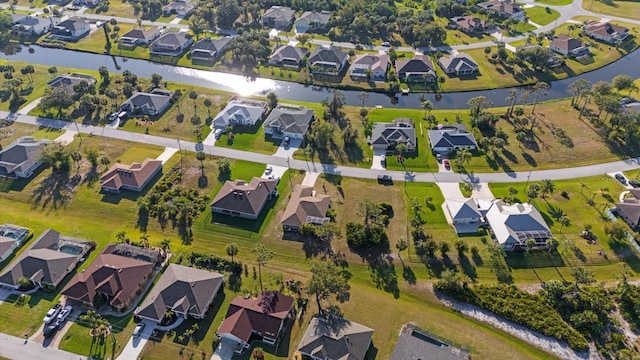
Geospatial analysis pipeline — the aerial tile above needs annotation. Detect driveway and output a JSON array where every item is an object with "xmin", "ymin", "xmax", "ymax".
[
  {"xmin": 273, "ymin": 138, "xmax": 301, "ymax": 158},
  {"xmin": 53, "ymin": 130, "xmax": 77, "ymax": 146},
  {"xmin": 116, "ymin": 320, "xmax": 155, "ymax": 360},
  {"xmin": 156, "ymin": 147, "xmax": 179, "ymax": 164},
  {"xmin": 211, "ymin": 337, "xmax": 238, "ymax": 360},
  {"xmin": 608, "ymin": 172, "xmax": 632, "ymax": 189},
  {"xmin": 371, "ymin": 148, "xmax": 386, "ymax": 170},
  {"xmin": 437, "ymin": 182, "xmax": 466, "ymax": 201},
  {"xmin": 262, "ymin": 165, "xmax": 288, "ymax": 180},
  {"xmin": 302, "ymin": 171, "xmax": 321, "ymax": 186},
  {"xmin": 471, "ymin": 183, "xmax": 495, "ymax": 200}
]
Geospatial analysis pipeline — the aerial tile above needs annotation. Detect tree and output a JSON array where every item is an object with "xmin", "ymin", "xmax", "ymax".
[
  {"xmin": 189, "ymin": 16, "xmax": 206, "ymax": 40},
  {"xmin": 151, "ymin": 73, "xmax": 163, "ymax": 88},
  {"xmin": 188, "ymin": 90, "xmax": 198, "ymax": 111},
  {"xmin": 217, "ymin": 158, "xmax": 231, "ymax": 180},
  {"xmin": 395, "ymin": 143, "xmax": 408, "ymax": 163},
  {"xmin": 530, "ymin": 82, "xmax": 549, "ymax": 114},
  {"xmin": 546, "ymin": 238, "xmax": 559, "ymax": 253},
  {"xmin": 41, "ymin": 87, "xmax": 74, "ymax": 118},
  {"xmin": 47, "ymin": 66, "xmax": 58, "ymax": 79},
  {"xmin": 568, "ymin": 79, "xmax": 591, "ymax": 107},
  {"xmin": 20, "ymin": 65, "xmax": 34, "ymax": 87},
  {"xmin": 396, "ymin": 238, "xmax": 408, "ymax": 263},
  {"xmin": 358, "ymin": 92, "xmax": 369, "ymax": 109},
  {"xmin": 467, "ymin": 96, "xmax": 492, "ymax": 118},
  {"xmin": 252, "ymin": 244, "xmax": 274, "ymax": 291},
  {"xmin": 266, "ymin": 92, "xmax": 278, "ymax": 109},
  {"xmin": 439, "ymin": 241, "xmax": 450, "ymax": 257},
  {"xmin": 571, "ymin": 266, "xmax": 596, "ymax": 285},
  {"xmin": 612, "ymin": 74, "xmax": 634, "ymax": 94},
  {"xmin": 505, "ymin": 89, "xmax": 518, "ymax": 117},
  {"xmin": 226, "ymin": 243, "xmax": 238, "ymax": 262},
  {"xmin": 454, "ymin": 239, "xmax": 468, "ymax": 257},
  {"xmin": 591, "ymin": 81, "xmax": 612, "ymax": 97},
  {"xmin": 306, "ymin": 260, "xmax": 350, "ymax": 315},
  {"xmin": 40, "ymin": 142, "xmax": 71, "ymax": 172},
  {"xmin": 203, "ymin": 98, "xmax": 212, "ymax": 118},
  {"xmin": 525, "ymin": 238, "xmax": 537, "ymax": 252},
  {"xmin": 457, "ymin": 148, "xmax": 472, "ymax": 165},
  {"xmin": 160, "ymin": 238, "xmax": 171, "ymax": 252},
  {"xmin": 539, "ymin": 179, "xmax": 555, "ymax": 198},
  {"xmin": 421, "ymin": 99, "xmax": 434, "ymax": 119},
  {"xmin": 140, "ymin": 232, "xmax": 150, "ymax": 248},
  {"xmin": 558, "ymin": 216, "xmax": 571, "ymax": 232}
]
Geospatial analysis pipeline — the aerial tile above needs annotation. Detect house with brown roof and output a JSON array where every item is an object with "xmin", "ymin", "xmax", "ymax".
[
  {"xmin": 395, "ymin": 55, "xmax": 436, "ymax": 83},
  {"xmin": 615, "ymin": 189, "xmax": 640, "ymax": 231},
  {"xmin": 297, "ymin": 316, "xmax": 374, "ymax": 360},
  {"xmin": 62, "ymin": 243, "xmax": 160, "ymax": 310},
  {"xmin": 210, "ymin": 177, "xmax": 278, "ymax": 220},
  {"xmin": 100, "ymin": 158, "xmax": 162, "ymax": 193},
  {"xmin": 549, "ymin": 34, "xmax": 590, "ymax": 57},
  {"xmin": 217, "ymin": 291, "xmax": 293, "ymax": 352},
  {"xmin": 0, "ymin": 137, "xmax": 52, "ymax": 178},
  {"xmin": 477, "ymin": 0, "xmax": 525, "ymax": 22},
  {"xmin": 281, "ymin": 185, "xmax": 331, "ymax": 232},
  {"xmin": 583, "ymin": 21, "xmax": 629, "ymax": 44},
  {"xmin": 449, "ymin": 15, "xmax": 487, "ymax": 33},
  {"xmin": 135, "ymin": 264, "xmax": 224, "ymax": 324},
  {"xmin": 0, "ymin": 229, "xmax": 92, "ymax": 290}
]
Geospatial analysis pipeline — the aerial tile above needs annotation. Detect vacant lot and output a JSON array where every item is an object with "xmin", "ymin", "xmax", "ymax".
[
  {"xmin": 524, "ymin": 6, "xmax": 561, "ymax": 26},
  {"xmin": 582, "ymin": 0, "xmax": 640, "ymax": 21}
]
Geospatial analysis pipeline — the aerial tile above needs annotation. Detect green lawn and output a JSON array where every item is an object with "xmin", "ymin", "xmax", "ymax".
[
  {"xmin": 582, "ymin": 0, "xmax": 640, "ymax": 21},
  {"xmin": 524, "ymin": 6, "xmax": 561, "ymax": 26},
  {"xmin": 0, "ymin": 122, "xmax": 39, "ymax": 148},
  {"xmin": 0, "ymin": 291, "xmax": 61, "ymax": 337},
  {"xmin": 30, "ymin": 127, "xmax": 64, "ymax": 141},
  {"xmin": 58, "ymin": 314, "xmax": 135, "ymax": 359},
  {"xmin": 215, "ymin": 125, "xmax": 281, "ymax": 155},
  {"xmin": 535, "ymin": 0, "xmax": 573, "ymax": 5}
]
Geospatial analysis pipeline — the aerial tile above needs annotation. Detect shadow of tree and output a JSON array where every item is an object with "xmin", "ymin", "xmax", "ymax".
[
  {"xmin": 29, "ymin": 171, "xmax": 76, "ymax": 210},
  {"xmin": 402, "ymin": 265, "xmax": 416, "ymax": 285},
  {"xmin": 367, "ymin": 254, "xmax": 399, "ymax": 298}
]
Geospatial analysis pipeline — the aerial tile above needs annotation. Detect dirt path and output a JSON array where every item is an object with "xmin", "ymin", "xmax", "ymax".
[{"xmin": 434, "ymin": 292, "xmax": 600, "ymax": 360}]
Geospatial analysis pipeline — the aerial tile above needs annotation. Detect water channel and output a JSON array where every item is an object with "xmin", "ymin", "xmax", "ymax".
[{"xmin": 5, "ymin": 45, "xmax": 640, "ymax": 109}]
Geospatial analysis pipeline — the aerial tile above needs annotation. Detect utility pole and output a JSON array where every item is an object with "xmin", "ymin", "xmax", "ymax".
[
  {"xmin": 177, "ymin": 136, "xmax": 183, "ymax": 176},
  {"xmin": 287, "ymin": 157, "xmax": 293, "ymax": 191}
]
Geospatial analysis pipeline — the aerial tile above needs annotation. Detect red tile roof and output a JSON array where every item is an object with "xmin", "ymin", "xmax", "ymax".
[{"xmin": 100, "ymin": 158, "xmax": 162, "ymax": 192}]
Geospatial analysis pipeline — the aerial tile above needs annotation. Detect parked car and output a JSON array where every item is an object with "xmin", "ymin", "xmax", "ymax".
[
  {"xmin": 214, "ymin": 128, "xmax": 223, "ymax": 139},
  {"xmin": 629, "ymin": 179, "xmax": 640, "ymax": 188},
  {"xmin": 381, "ymin": 155, "xmax": 386, "ymax": 167},
  {"xmin": 381, "ymin": 41, "xmax": 390, "ymax": 47},
  {"xmin": 443, "ymin": 159, "xmax": 450, "ymax": 170},
  {"xmin": 108, "ymin": 112, "xmax": 119, "ymax": 121},
  {"xmin": 43, "ymin": 304, "xmax": 62, "ymax": 324},
  {"xmin": 133, "ymin": 323, "xmax": 145, "ymax": 337},
  {"xmin": 43, "ymin": 324, "xmax": 57, "ymax": 338},
  {"xmin": 56, "ymin": 306, "xmax": 73, "ymax": 326},
  {"xmin": 377, "ymin": 174, "xmax": 392, "ymax": 183},
  {"xmin": 265, "ymin": 166, "xmax": 273, "ymax": 175},
  {"xmin": 615, "ymin": 173, "xmax": 627, "ymax": 184},
  {"xmin": 436, "ymin": 153, "xmax": 442, "ymax": 162},
  {"xmin": 283, "ymin": 136, "xmax": 290, "ymax": 146}
]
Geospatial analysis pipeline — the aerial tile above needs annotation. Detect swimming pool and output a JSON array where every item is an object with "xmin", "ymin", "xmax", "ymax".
[{"xmin": 59, "ymin": 244, "xmax": 83, "ymax": 255}]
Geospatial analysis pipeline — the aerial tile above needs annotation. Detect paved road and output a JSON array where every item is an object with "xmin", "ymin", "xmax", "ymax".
[
  {"xmin": 0, "ymin": 333, "xmax": 84, "ymax": 360},
  {"xmin": 116, "ymin": 320, "xmax": 155, "ymax": 360},
  {"xmin": 3, "ymin": 110, "xmax": 640, "ymax": 184}
]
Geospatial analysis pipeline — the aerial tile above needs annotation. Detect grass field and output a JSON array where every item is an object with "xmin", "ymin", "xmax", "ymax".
[
  {"xmin": 535, "ymin": 0, "xmax": 573, "ymax": 4},
  {"xmin": 58, "ymin": 314, "xmax": 135, "ymax": 360},
  {"xmin": 215, "ymin": 125, "xmax": 281, "ymax": 155},
  {"xmin": 0, "ymin": 122, "xmax": 39, "ymax": 148},
  {"xmin": 582, "ymin": 0, "xmax": 640, "ymax": 21},
  {"xmin": 524, "ymin": 6, "xmax": 561, "ymax": 26}
]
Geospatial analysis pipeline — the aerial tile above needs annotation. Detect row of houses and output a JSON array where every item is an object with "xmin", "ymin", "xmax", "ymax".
[
  {"xmin": 10, "ymin": 15, "xmax": 90, "ymax": 41},
  {"xmin": 270, "ymin": 45, "xmax": 480, "ymax": 80}
]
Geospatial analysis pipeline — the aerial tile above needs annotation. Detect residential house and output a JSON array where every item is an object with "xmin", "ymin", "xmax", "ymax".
[
  {"xmin": 117, "ymin": 27, "xmax": 160, "ymax": 49},
  {"xmin": 9, "ymin": 14, "xmax": 26, "ymax": 25},
  {"xmin": 485, "ymin": 200, "xmax": 553, "ymax": 251},
  {"xmin": 62, "ymin": 244, "xmax": 160, "ymax": 309},
  {"xmin": 48, "ymin": 73, "xmax": 97, "ymax": 96},
  {"xmin": 263, "ymin": 104, "xmax": 315, "ymax": 139},
  {"xmin": 295, "ymin": 11, "xmax": 332, "ymax": 33},
  {"xmin": 350, "ymin": 54, "xmax": 389, "ymax": 82},
  {"xmin": 0, "ymin": 224, "xmax": 30, "ymax": 263},
  {"xmin": 427, "ymin": 124, "xmax": 478, "ymax": 154},
  {"xmin": 210, "ymin": 177, "xmax": 279, "ymax": 220},
  {"xmin": 212, "ymin": 99, "xmax": 268, "ymax": 129},
  {"xmin": 189, "ymin": 37, "xmax": 232, "ymax": 63},
  {"xmin": 268, "ymin": 45, "xmax": 309, "ymax": 69},
  {"xmin": 0, "ymin": 137, "xmax": 52, "ymax": 178},
  {"xmin": 391, "ymin": 324, "xmax": 470, "ymax": 360},
  {"xmin": 263, "ymin": 6, "xmax": 296, "ymax": 30},
  {"xmin": 477, "ymin": 0, "xmax": 525, "ymax": 22},
  {"xmin": 615, "ymin": 189, "xmax": 640, "ymax": 230},
  {"xmin": 445, "ymin": 198, "xmax": 485, "ymax": 234},
  {"xmin": 449, "ymin": 15, "xmax": 487, "ymax": 33},
  {"xmin": 308, "ymin": 46, "xmax": 349, "ymax": 75},
  {"xmin": 549, "ymin": 34, "xmax": 590, "ymax": 57},
  {"xmin": 49, "ymin": 19, "xmax": 90, "ymax": 41},
  {"xmin": 0, "ymin": 229, "xmax": 92, "ymax": 289},
  {"xmin": 135, "ymin": 264, "xmax": 224, "ymax": 323},
  {"xmin": 395, "ymin": 55, "xmax": 436, "ymax": 82},
  {"xmin": 217, "ymin": 291, "xmax": 293, "ymax": 352},
  {"xmin": 99, "ymin": 158, "xmax": 162, "ymax": 193},
  {"xmin": 162, "ymin": 0, "xmax": 197, "ymax": 16},
  {"xmin": 120, "ymin": 89, "xmax": 174, "ymax": 117},
  {"xmin": 583, "ymin": 21, "xmax": 629, "ymax": 44},
  {"xmin": 297, "ymin": 316, "xmax": 374, "ymax": 360},
  {"xmin": 150, "ymin": 31, "xmax": 193, "ymax": 57},
  {"xmin": 12, "ymin": 16, "xmax": 61, "ymax": 35},
  {"xmin": 281, "ymin": 185, "xmax": 331, "ymax": 232},
  {"xmin": 369, "ymin": 118, "xmax": 417, "ymax": 153},
  {"xmin": 438, "ymin": 53, "xmax": 479, "ymax": 76}
]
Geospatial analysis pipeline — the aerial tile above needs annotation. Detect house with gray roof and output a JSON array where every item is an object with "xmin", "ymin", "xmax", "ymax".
[
  {"xmin": 12, "ymin": 15, "xmax": 60, "ymax": 35},
  {"xmin": 297, "ymin": 316, "xmax": 374, "ymax": 360},
  {"xmin": 118, "ymin": 27, "xmax": 160, "ymax": 49},
  {"xmin": 120, "ymin": 89, "xmax": 174, "ymax": 117},
  {"xmin": 445, "ymin": 198, "xmax": 485, "ymax": 234},
  {"xmin": 150, "ymin": 31, "xmax": 193, "ymax": 57},
  {"xmin": 615, "ymin": 189, "xmax": 640, "ymax": 230},
  {"xmin": 0, "ymin": 137, "xmax": 52, "ymax": 178},
  {"xmin": 212, "ymin": 99, "xmax": 268, "ymax": 128},
  {"xmin": 295, "ymin": 11, "xmax": 332, "ymax": 33},
  {"xmin": 0, "ymin": 229, "xmax": 92, "ymax": 289},
  {"xmin": 135, "ymin": 264, "xmax": 224, "ymax": 323},
  {"xmin": 210, "ymin": 177, "xmax": 278, "ymax": 220},
  {"xmin": 190, "ymin": 37, "xmax": 232, "ymax": 63},
  {"xmin": 308, "ymin": 46, "xmax": 348, "ymax": 75},
  {"xmin": 428, "ymin": 124, "xmax": 478, "ymax": 154},
  {"xmin": 350, "ymin": 54, "xmax": 389, "ymax": 82},
  {"xmin": 369, "ymin": 118, "xmax": 416, "ymax": 153},
  {"xmin": 391, "ymin": 324, "xmax": 470, "ymax": 360},
  {"xmin": 395, "ymin": 55, "xmax": 436, "ymax": 82},
  {"xmin": 263, "ymin": 104, "xmax": 315, "ymax": 139},
  {"xmin": 485, "ymin": 200, "xmax": 552, "ymax": 251},
  {"xmin": 0, "ymin": 224, "xmax": 30, "ymax": 263},
  {"xmin": 268, "ymin": 45, "xmax": 309, "ymax": 69},
  {"xmin": 162, "ymin": 0, "xmax": 197, "ymax": 16},
  {"xmin": 48, "ymin": 73, "xmax": 97, "ymax": 96},
  {"xmin": 438, "ymin": 53, "xmax": 479, "ymax": 76},
  {"xmin": 50, "ymin": 19, "xmax": 90, "ymax": 40},
  {"xmin": 263, "ymin": 6, "xmax": 296, "ymax": 30}
]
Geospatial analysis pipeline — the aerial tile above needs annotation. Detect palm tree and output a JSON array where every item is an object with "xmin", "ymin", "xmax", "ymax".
[
  {"xmin": 396, "ymin": 238, "xmax": 408, "ymax": 264},
  {"xmin": 140, "ymin": 232, "xmax": 150, "ymax": 248},
  {"xmin": 421, "ymin": 99, "xmax": 434, "ymax": 119},
  {"xmin": 189, "ymin": 90, "xmax": 198, "ymax": 111},
  {"xmin": 160, "ymin": 238, "xmax": 171, "ymax": 252},
  {"xmin": 539, "ymin": 179, "xmax": 555, "ymax": 199},
  {"xmin": 252, "ymin": 244, "xmax": 274, "ymax": 291},
  {"xmin": 558, "ymin": 216, "xmax": 571, "ymax": 232},
  {"xmin": 115, "ymin": 230, "xmax": 127, "ymax": 243},
  {"xmin": 203, "ymin": 98, "xmax": 212, "ymax": 118},
  {"xmin": 546, "ymin": 238, "xmax": 559, "ymax": 253},
  {"xmin": 226, "ymin": 243, "xmax": 238, "ymax": 262},
  {"xmin": 358, "ymin": 92, "xmax": 369, "ymax": 109},
  {"xmin": 189, "ymin": 17, "xmax": 206, "ymax": 40},
  {"xmin": 457, "ymin": 148, "xmax": 472, "ymax": 166},
  {"xmin": 395, "ymin": 143, "xmax": 408, "ymax": 164}
]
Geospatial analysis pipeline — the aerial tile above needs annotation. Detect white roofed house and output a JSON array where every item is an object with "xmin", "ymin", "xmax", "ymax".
[
  {"xmin": 445, "ymin": 198, "xmax": 485, "ymax": 234},
  {"xmin": 212, "ymin": 99, "xmax": 268, "ymax": 129},
  {"xmin": 12, "ymin": 16, "xmax": 61, "ymax": 35},
  {"xmin": 295, "ymin": 11, "xmax": 332, "ymax": 33},
  {"xmin": 485, "ymin": 200, "xmax": 553, "ymax": 251},
  {"xmin": 49, "ymin": 19, "xmax": 90, "ymax": 41}
]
